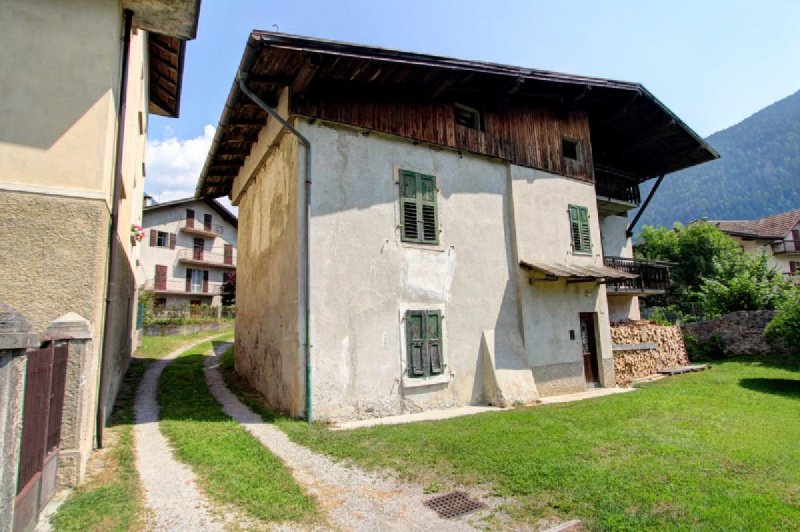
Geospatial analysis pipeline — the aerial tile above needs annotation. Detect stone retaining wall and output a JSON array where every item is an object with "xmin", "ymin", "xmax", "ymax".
[
  {"xmin": 142, "ymin": 321, "xmax": 232, "ymax": 337},
  {"xmin": 611, "ymin": 321, "xmax": 688, "ymax": 386},
  {"xmin": 682, "ymin": 310, "xmax": 775, "ymax": 356}
]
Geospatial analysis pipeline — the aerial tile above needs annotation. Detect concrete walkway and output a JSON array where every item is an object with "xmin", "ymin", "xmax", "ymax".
[
  {"xmin": 204, "ymin": 342, "xmax": 498, "ymax": 531},
  {"xmin": 537, "ymin": 386, "xmax": 635, "ymax": 405},
  {"xmin": 333, "ymin": 405, "xmax": 502, "ymax": 430},
  {"xmin": 134, "ymin": 339, "xmax": 225, "ymax": 531}
]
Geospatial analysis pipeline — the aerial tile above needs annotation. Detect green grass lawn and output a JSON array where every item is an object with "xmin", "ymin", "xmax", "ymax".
[
  {"xmin": 276, "ymin": 357, "xmax": 800, "ymax": 530},
  {"xmin": 49, "ymin": 329, "xmax": 235, "ymax": 531},
  {"xmin": 157, "ymin": 341, "xmax": 317, "ymax": 524}
]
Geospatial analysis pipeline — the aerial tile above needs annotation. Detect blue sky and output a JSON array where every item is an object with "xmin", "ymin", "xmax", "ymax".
[{"xmin": 144, "ymin": 0, "xmax": 800, "ymax": 201}]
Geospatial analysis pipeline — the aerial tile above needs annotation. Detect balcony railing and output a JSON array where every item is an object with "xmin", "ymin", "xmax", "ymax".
[
  {"xmin": 180, "ymin": 219, "xmax": 224, "ymax": 238},
  {"xmin": 143, "ymin": 279, "xmax": 223, "ymax": 295},
  {"xmin": 177, "ymin": 248, "xmax": 236, "ymax": 268},
  {"xmin": 604, "ymin": 256, "xmax": 671, "ymax": 294},
  {"xmin": 771, "ymin": 240, "xmax": 800, "ymax": 254},
  {"xmin": 595, "ymin": 170, "xmax": 641, "ymax": 206}
]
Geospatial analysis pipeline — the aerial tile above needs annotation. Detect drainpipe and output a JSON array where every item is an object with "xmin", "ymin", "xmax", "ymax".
[
  {"xmin": 237, "ymin": 74, "xmax": 314, "ymax": 422},
  {"xmin": 97, "ymin": 8, "xmax": 134, "ymax": 448},
  {"xmin": 626, "ymin": 173, "xmax": 665, "ymax": 238}
]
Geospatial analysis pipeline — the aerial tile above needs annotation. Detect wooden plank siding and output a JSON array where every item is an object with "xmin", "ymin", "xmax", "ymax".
[{"xmin": 294, "ymin": 98, "xmax": 595, "ymax": 183}]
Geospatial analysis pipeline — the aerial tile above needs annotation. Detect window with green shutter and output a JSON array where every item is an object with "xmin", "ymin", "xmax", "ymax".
[
  {"xmin": 568, "ymin": 204, "xmax": 592, "ymax": 254},
  {"xmin": 399, "ymin": 169, "xmax": 439, "ymax": 244},
  {"xmin": 405, "ymin": 310, "xmax": 444, "ymax": 378}
]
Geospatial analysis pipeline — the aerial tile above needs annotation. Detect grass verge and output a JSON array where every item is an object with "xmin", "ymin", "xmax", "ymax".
[
  {"xmin": 49, "ymin": 329, "xmax": 235, "ymax": 531},
  {"xmin": 274, "ymin": 356, "xmax": 800, "ymax": 530},
  {"xmin": 157, "ymin": 340, "xmax": 316, "ymax": 524},
  {"xmin": 49, "ymin": 359, "xmax": 148, "ymax": 531}
]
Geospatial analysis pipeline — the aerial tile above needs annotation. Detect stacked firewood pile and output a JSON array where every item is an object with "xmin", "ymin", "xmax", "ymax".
[{"xmin": 611, "ymin": 321, "xmax": 688, "ymax": 386}]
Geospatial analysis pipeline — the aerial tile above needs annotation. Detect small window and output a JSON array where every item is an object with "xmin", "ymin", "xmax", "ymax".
[
  {"xmin": 562, "ymin": 137, "xmax": 581, "ymax": 161},
  {"xmin": 405, "ymin": 310, "xmax": 443, "ymax": 378},
  {"xmin": 399, "ymin": 169, "xmax": 439, "ymax": 245},
  {"xmin": 568, "ymin": 204, "xmax": 592, "ymax": 254},
  {"xmin": 454, "ymin": 103, "xmax": 482, "ymax": 130},
  {"xmin": 156, "ymin": 231, "xmax": 170, "ymax": 247}
]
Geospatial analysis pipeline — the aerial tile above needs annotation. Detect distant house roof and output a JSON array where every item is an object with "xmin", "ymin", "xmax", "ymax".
[
  {"xmin": 124, "ymin": 0, "xmax": 202, "ymax": 117},
  {"xmin": 709, "ymin": 209, "xmax": 800, "ymax": 240},
  {"xmin": 196, "ymin": 32, "xmax": 718, "ymax": 198},
  {"xmin": 143, "ymin": 196, "xmax": 238, "ymax": 228}
]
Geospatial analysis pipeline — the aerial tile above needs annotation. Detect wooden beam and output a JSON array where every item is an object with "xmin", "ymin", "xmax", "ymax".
[{"xmin": 292, "ymin": 56, "xmax": 320, "ymax": 94}]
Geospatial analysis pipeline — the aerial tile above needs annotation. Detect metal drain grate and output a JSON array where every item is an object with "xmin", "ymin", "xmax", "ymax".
[{"xmin": 424, "ymin": 491, "xmax": 486, "ymax": 519}]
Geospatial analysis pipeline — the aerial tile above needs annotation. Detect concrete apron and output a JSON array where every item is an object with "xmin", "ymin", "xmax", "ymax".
[{"xmin": 333, "ymin": 386, "xmax": 635, "ymax": 430}]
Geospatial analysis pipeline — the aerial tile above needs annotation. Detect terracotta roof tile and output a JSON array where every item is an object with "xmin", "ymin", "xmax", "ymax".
[{"xmin": 710, "ymin": 209, "xmax": 800, "ymax": 239}]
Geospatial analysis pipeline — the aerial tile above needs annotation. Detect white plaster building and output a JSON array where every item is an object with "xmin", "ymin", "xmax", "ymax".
[
  {"xmin": 710, "ymin": 209, "xmax": 800, "ymax": 283},
  {"xmin": 196, "ymin": 33, "xmax": 717, "ymax": 422},
  {"xmin": 140, "ymin": 197, "xmax": 238, "ymax": 308}
]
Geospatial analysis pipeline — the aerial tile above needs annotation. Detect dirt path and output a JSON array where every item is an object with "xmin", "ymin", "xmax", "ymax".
[
  {"xmin": 205, "ymin": 342, "xmax": 495, "ymax": 531},
  {"xmin": 133, "ymin": 340, "xmax": 225, "ymax": 531}
]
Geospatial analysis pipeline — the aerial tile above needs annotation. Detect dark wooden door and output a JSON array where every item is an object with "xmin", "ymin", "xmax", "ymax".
[
  {"xmin": 193, "ymin": 238, "xmax": 204, "ymax": 260},
  {"xmin": 203, "ymin": 213, "xmax": 212, "ymax": 231},
  {"xmin": 579, "ymin": 313, "xmax": 599, "ymax": 383}
]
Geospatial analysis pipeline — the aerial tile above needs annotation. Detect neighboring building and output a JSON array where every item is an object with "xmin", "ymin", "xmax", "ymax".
[
  {"xmin": 140, "ymin": 196, "xmax": 238, "ymax": 307},
  {"xmin": 196, "ymin": 33, "xmax": 717, "ymax": 422},
  {"xmin": 0, "ymin": 0, "xmax": 200, "ymax": 518},
  {"xmin": 710, "ymin": 209, "xmax": 800, "ymax": 282}
]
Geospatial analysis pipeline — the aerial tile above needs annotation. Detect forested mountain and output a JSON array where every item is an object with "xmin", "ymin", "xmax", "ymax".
[{"xmin": 635, "ymin": 89, "xmax": 800, "ymax": 229}]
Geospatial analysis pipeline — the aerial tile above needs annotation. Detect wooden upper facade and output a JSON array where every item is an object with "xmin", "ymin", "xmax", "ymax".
[{"xmin": 197, "ymin": 32, "xmax": 718, "ymax": 198}]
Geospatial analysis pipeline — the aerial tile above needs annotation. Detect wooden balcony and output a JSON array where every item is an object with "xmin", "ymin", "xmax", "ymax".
[
  {"xmin": 180, "ymin": 218, "xmax": 224, "ymax": 239},
  {"xmin": 771, "ymin": 240, "xmax": 800, "ymax": 254},
  {"xmin": 595, "ymin": 168, "xmax": 641, "ymax": 216},
  {"xmin": 143, "ymin": 279, "xmax": 223, "ymax": 296},
  {"xmin": 177, "ymin": 249, "xmax": 236, "ymax": 269},
  {"xmin": 604, "ymin": 256, "xmax": 671, "ymax": 295}
]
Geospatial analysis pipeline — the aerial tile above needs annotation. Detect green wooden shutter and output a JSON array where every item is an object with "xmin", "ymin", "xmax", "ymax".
[
  {"xmin": 426, "ymin": 311, "xmax": 443, "ymax": 374},
  {"xmin": 400, "ymin": 171, "xmax": 419, "ymax": 242},
  {"xmin": 406, "ymin": 311, "xmax": 426, "ymax": 376},
  {"xmin": 400, "ymin": 170, "xmax": 438, "ymax": 244},
  {"xmin": 419, "ymin": 174, "xmax": 438, "ymax": 244},
  {"xmin": 569, "ymin": 205, "xmax": 591, "ymax": 254}
]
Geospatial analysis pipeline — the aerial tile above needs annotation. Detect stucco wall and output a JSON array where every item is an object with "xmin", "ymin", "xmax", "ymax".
[
  {"xmin": 509, "ymin": 166, "xmax": 615, "ymax": 395},
  {"xmin": 299, "ymin": 121, "xmax": 527, "ymax": 420},
  {"xmin": 0, "ymin": 0, "xmax": 151, "ymax": 486},
  {"xmin": 601, "ymin": 213, "xmax": 641, "ymax": 322},
  {"xmin": 0, "ymin": 0, "xmax": 120, "ymax": 198},
  {"xmin": 234, "ymin": 132, "xmax": 304, "ymax": 417}
]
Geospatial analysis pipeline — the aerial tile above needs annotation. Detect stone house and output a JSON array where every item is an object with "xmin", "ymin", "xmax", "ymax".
[
  {"xmin": 710, "ymin": 209, "xmax": 800, "ymax": 283},
  {"xmin": 195, "ymin": 33, "xmax": 717, "ymax": 422},
  {"xmin": 140, "ymin": 196, "xmax": 238, "ymax": 308},
  {"xmin": 0, "ymin": 0, "xmax": 200, "ymax": 519}
]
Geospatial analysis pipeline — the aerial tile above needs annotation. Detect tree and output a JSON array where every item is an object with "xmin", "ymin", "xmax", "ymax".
[
  {"xmin": 697, "ymin": 252, "xmax": 792, "ymax": 317},
  {"xmin": 221, "ymin": 272, "xmax": 236, "ymax": 306},
  {"xmin": 636, "ymin": 222, "xmax": 790, "ymax": 318}
]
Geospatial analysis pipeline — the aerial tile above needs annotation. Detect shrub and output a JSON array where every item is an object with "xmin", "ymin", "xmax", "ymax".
[
  {"xmin": 764, "ymin": 288, "xmax": 800, "ymax": 352},
  {"xmin": 685, "ymin": 332, "xmax": 726, "ymax": 360}
]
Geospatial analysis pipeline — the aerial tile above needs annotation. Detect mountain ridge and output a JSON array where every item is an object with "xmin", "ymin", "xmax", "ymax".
[{"xmin": 636, "ymin": 88, "xmax": 800, "ymax": 228}]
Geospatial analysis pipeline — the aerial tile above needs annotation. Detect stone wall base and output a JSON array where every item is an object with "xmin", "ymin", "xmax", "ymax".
[{"xmin": 682, "ymin": 310, "xmax": 776, "ymax": 356}]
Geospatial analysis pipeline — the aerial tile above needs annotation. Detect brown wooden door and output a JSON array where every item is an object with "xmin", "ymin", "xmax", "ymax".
[
  {"xmin": 193, "ymin": 238, "xmax": 204, "ymax": 260},
  {"xmin": 224, "ymin": 244, "xmax": 233, "ymax": 265},
  {"xmin": 154, "ymin": 265, "xmax": 167, "ymax": 290},
  {"xmin": 579, "ymin": 313, "xmax": 599, "ymax": 384}
]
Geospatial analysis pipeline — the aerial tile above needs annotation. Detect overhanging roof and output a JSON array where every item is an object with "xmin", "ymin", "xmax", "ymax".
[
  {"xmin": 709, "ymin": 209, "xmax": 800, "ymax": 240},
  {"xmin": 520, "ymin": 260, "xmax": 638, "ymax": 283},
  {"xmin": 124, "ymin": 1, "xmax": 201, "ymax": 118},
  {"xmin": 197, "ymin": 32, "xmax": 719, "ymax": 199}
]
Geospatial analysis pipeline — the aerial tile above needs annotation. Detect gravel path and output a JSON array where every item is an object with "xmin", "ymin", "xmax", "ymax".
[
  {"xmin": 134, "ymin": 339, "xmax": 225, "ymax": 531},
  {"xmin": 205, "ymin": 342, "xmax": 492, "ymax": 531}
]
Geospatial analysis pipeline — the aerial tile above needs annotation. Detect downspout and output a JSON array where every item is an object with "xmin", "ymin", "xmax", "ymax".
[
  {"xmin": 97, "ymin": 9, "xmax": 134, "ymax": 448},
  {"xmin": 626, "ymin": 174, "xmax": 665, "ymax": 238},
  {"xmin": 237, "ymin": 74, "xmax": 314, "ymax": 422}
]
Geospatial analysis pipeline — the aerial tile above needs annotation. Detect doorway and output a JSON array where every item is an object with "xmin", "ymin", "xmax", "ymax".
[
  {"xmin": 579, "ymin": 313, "xmax": 600, "ymax": 386},
  {"xmin": 193, "ymin": 237, "xmax": 204, "ymax": 260}
]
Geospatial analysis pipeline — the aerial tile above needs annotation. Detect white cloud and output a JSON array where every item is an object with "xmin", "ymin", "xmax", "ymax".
[{"xmin": 145, "ymin": 124, "xmax": 215, "ymax": 203}]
